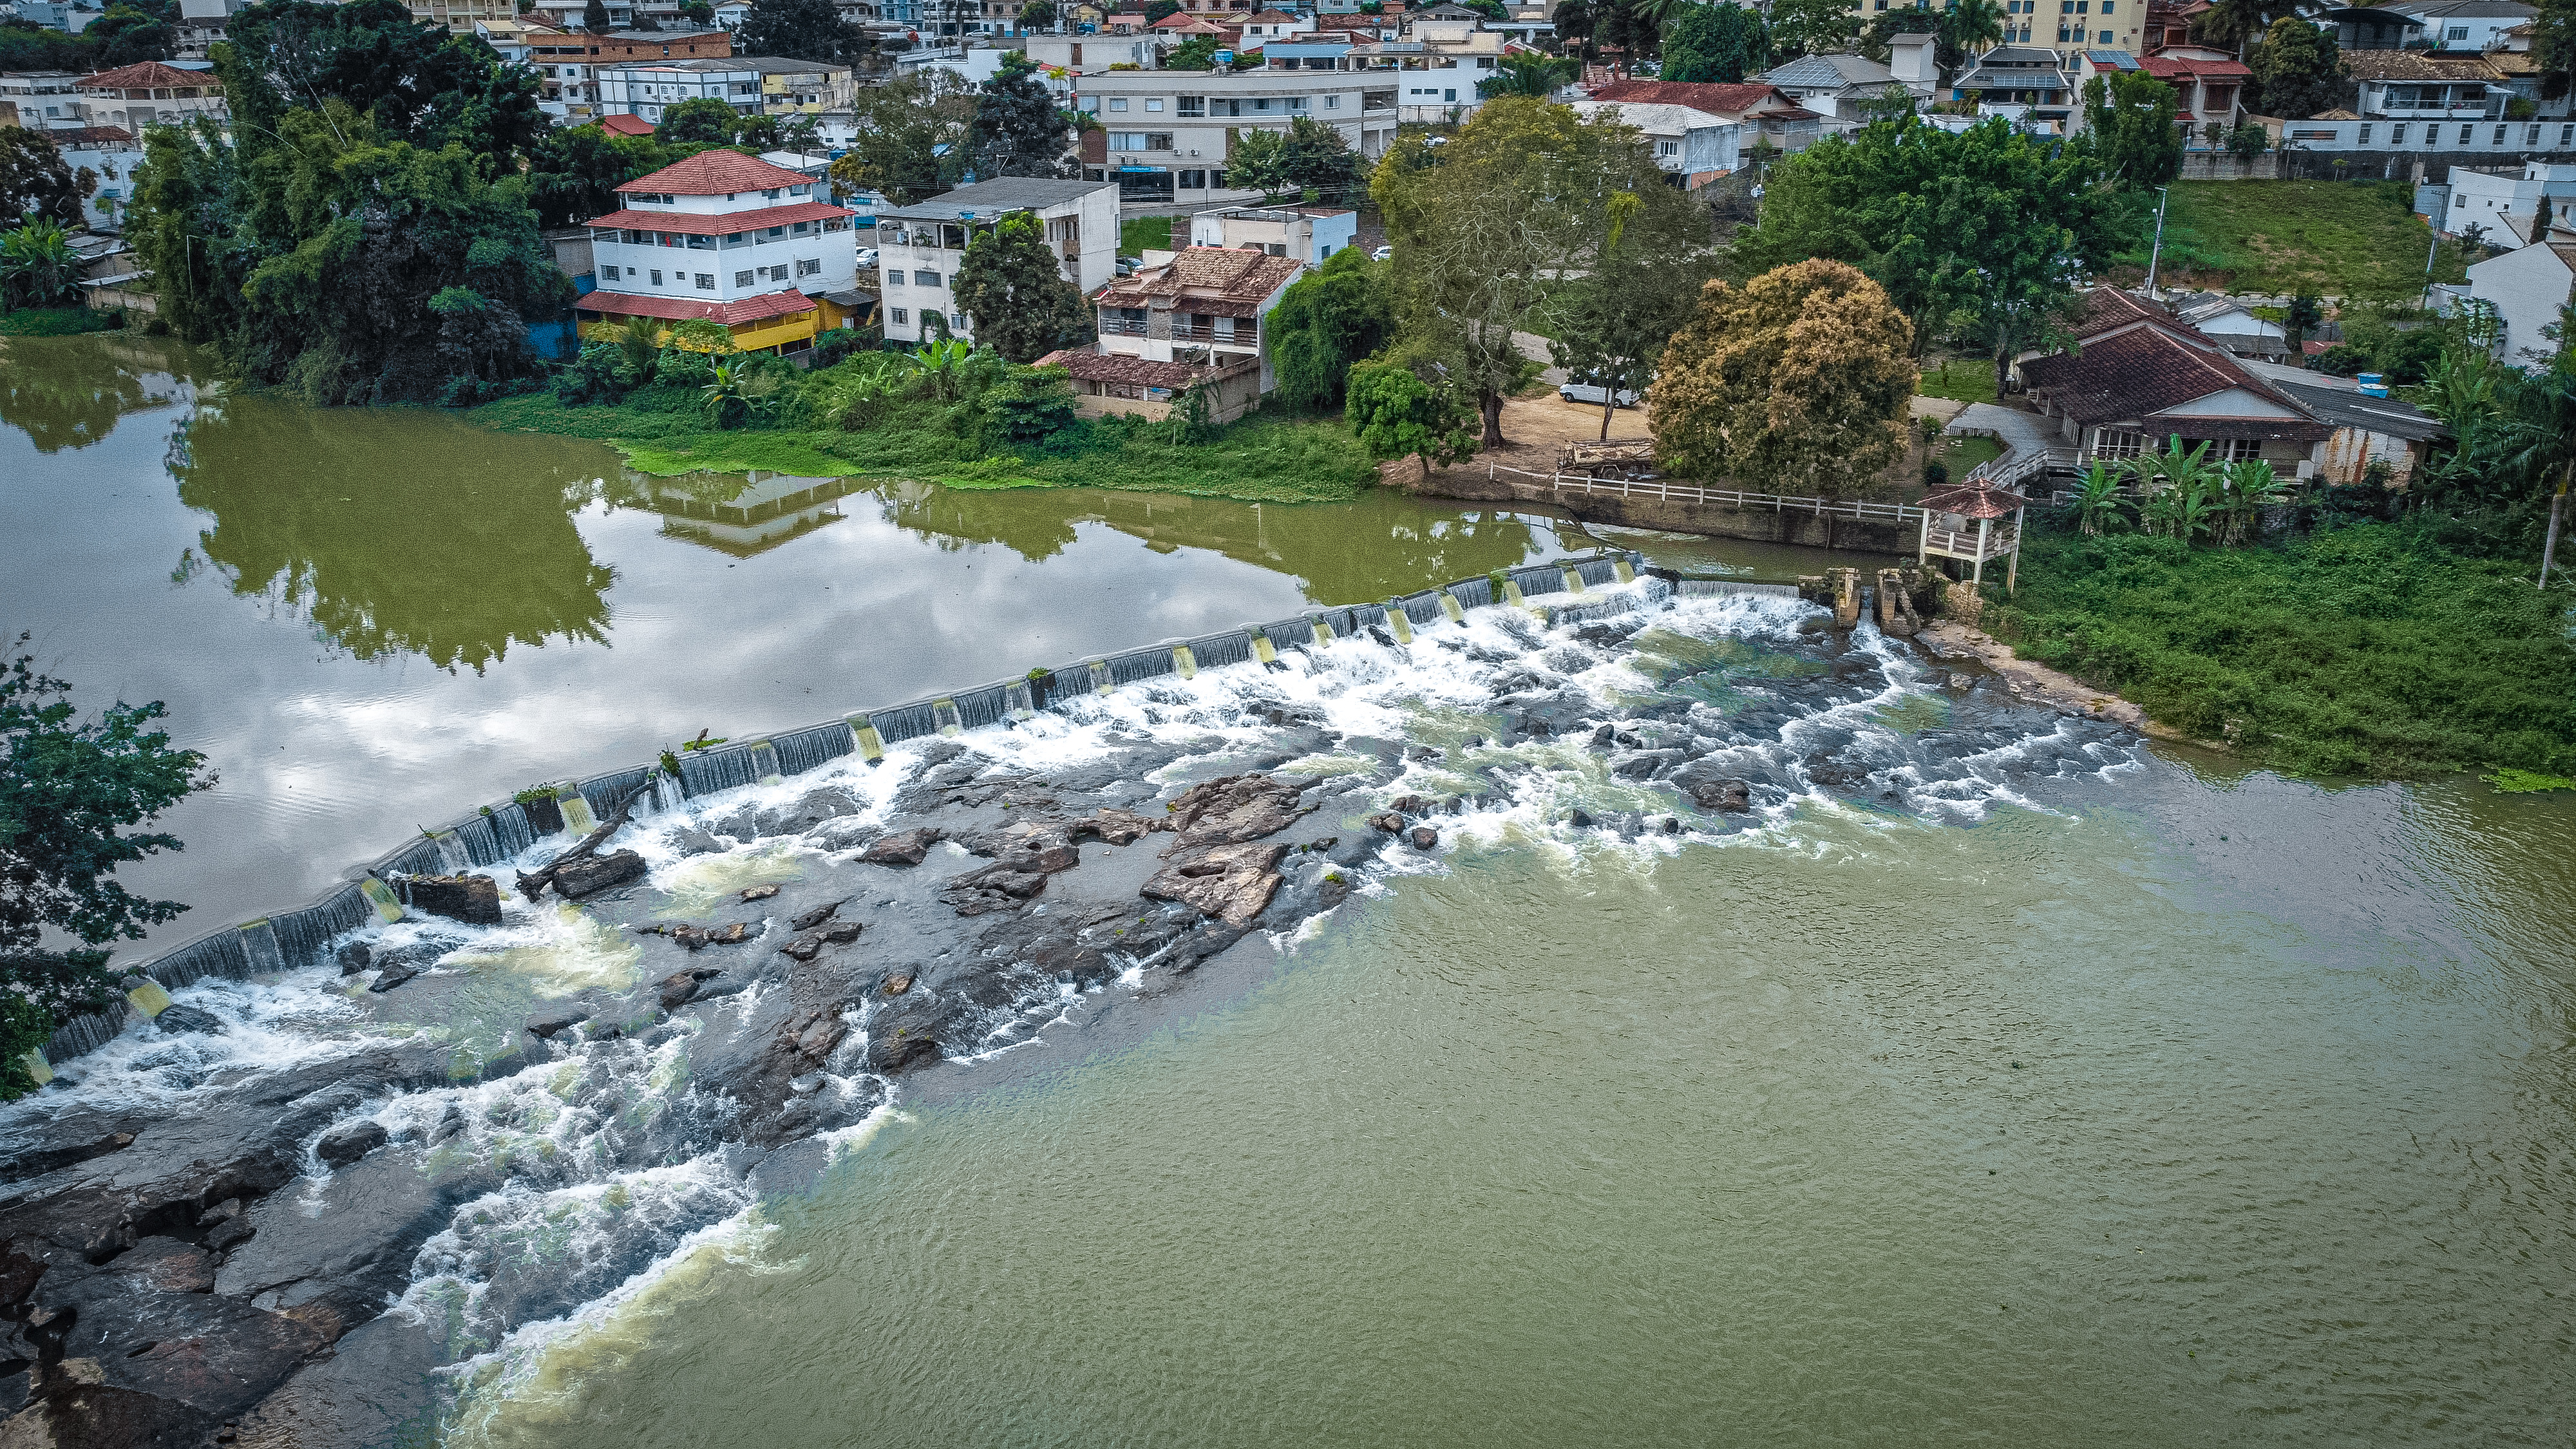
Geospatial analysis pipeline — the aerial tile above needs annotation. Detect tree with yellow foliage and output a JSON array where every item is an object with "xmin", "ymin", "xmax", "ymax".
[{"xmin": 1649, "ymin": 258, "xmax": 1915, "ymax": 498}]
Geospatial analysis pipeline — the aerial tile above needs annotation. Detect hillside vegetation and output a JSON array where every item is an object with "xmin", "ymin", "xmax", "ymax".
[{"xmin": 2128, "ymin": 180, "xmax": 2467, "ymax": 297}]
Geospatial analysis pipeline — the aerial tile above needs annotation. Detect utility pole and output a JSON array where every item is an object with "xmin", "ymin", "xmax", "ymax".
[
  {"xmin": 2543, "ymin": 464, "xmax": 2570, "ymax": 591},
  {"xmin": 2421, "ymin": 227, "xmax": 2441, "ymax": 312},
  {"xmin": 2143, "ymin": 185, "xmax": 2170, "ymax": 301}
]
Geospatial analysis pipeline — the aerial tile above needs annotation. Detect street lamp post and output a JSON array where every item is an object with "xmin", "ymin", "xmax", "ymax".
[{"xmin": 2142, "ymin": 184, "xmax": 2170, "ymax": 300}]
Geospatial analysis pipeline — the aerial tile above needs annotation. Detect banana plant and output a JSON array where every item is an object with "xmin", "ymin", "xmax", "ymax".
[
  {"xmin": 2221, "ymin": 457, "xmax": 2289, "ymax": 545},
  {"xmin": 700, "ymin": 359, "xmax": 776, "ymax": 429},
  {"xmin": 909, "ymin": 337, "xmax": 974, "ymax": 402},
  {"xmin": 2069, "ymin": 462, "xmax": 2129, "ymax": 536},
  {"xmin": 2121, "ymin": 436, "xmax": 2219, "ymax": 540}
]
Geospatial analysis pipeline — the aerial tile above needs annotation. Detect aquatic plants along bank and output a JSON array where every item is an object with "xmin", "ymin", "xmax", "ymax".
[{"xmin": 1984, "ymin": 526, "xmax": 2576, "ymax": 778}]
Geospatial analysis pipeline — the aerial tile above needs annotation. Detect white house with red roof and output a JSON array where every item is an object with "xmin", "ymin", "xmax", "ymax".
[
  {"xmin": 73, "ymin": 61, "xmax": 226, "ymax": 130},
  {"xmin": 576, "ymin": 149, "xmax": 864, "ymax": 354}
]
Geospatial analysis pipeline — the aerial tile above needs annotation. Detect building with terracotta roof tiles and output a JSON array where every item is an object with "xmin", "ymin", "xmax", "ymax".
[
  {"xmin": 1090, "ymin": 244, "xmax": 1306, "ymax": 392},
  {"xmin": 2016, "ymin": 289, "xmax": 2329, "ymax": 472},
  {"xmin": 75, "ymin": 61, "xmax": 225, "ymax": 130},
  {"xmin": 576, "ymin": 151, "xmax": 864, "ymax": 354},
  {"xmin": 1582, "ymin": 80, "xmax": 1823, "ymax": 150}
]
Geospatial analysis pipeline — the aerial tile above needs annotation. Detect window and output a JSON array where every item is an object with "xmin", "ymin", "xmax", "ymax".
[
  {"xmin": 1109, "ymin": 97, "xmax": 1128, "ymax": 111},
  {"xmin": 887, "ymin": 270, "xmax": 902, "ymax": 286},
  {"xmin": 2094, "ymin": 429, "xmax": 2146, "ymax": 459},
  {"xmin": 2446, "ymin": 24, "xmax": 2467, "ymax": 39},
  {"xmin": 952, "ymin": 313, "xmax": 968, "ymax": 330},
  {"xmin": 2391, "ymin": 123, "xmax": 2407, "ymax": 144},
  {"xmin": 1145, "ymin": 98, "xmax": 1162, "ymax": 111},
  {"xmin": 695, "ymin": 273, "xmax": 714, "ymax": 289},
  {"xmin": 650, "ymin": 269, "xmax": 664, "ymax": 285},
  {"xmin": 1325, "ymin": 94, "xmax": 1338, "ymax": 108},
  {"xmin": 601, "ymin": 264, "xmax": 621, "ymax": 281},
  {"xmin": 2562, "ymin": 124, "xmax": 2574, "ymax": 145},
  {"xmin": 1287, "ymin": 97, "xmax": 1305, "ymax": 110},
  {"xmin": 2529, "ymin": 125, "xmax": 2543, "ymax": 145},
  {"xmin": 2101, "ymin": 1, "xmax": 2112, "ymax": 10},
  {"xmin": 1110, "ymin": 131, "xmax": 1146, "ymax": 149},
  {"xmin": 2358, "ymin": 124, "xmax": 2371, "ymax": 145},
  {"xmin": 915, "ymin": 270, "xmax": 941, "ymax": 287},
  {"xmin": 1178, "ymin": 95, "xmax": 1204, "ymax": 116},
  {"xmin": 2492, "ymin": 124, "xmax": 2506, "ymax": 144},
  {"xmin": 1656, "ymin": 139, "xmax": 1678, "ymax": 155},
  {"xmin": 797, "ymin": 258, "xmax": 820, "ymax": 276},
  {"xmin": 1146, "ymin": 132, "xmax": 1174, "ymax": 149},
  {"xmin": 891, "ymin": 307, "xmax": 907, "ymax": 325},
  {"xmin": 2460, "ymin": 124, "xmax": 2474, "ymax": 144},
  {"xmin": 1179, "ymin": 168, "xmax": 1208, "ymax": 187},
  {"xmin": 1444, "ymin": 88, "xmax": 1457, "ymax": 101},
  {"xmin": 2098, "ymin": 28, "xmax": 2110, "ymax": 41},
  {"xmin": 791, "ymin": 220, "xmax": 812, "ymax": 234},
  {"xmin": 734, "ymin": 269, "xmax": 753, "ymax": 286}
]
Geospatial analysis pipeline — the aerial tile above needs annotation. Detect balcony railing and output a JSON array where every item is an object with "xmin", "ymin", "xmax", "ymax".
[{"xmin": 1101, "ymin": 317, "xmax": 1147, "ymax": 336}]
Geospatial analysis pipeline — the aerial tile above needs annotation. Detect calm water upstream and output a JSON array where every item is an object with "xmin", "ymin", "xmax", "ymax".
[{"xmin": 6, "ymin": 336, "xmax": 2575, "ymax": 1446}]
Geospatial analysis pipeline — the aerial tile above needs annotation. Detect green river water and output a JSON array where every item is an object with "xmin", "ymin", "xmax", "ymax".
[{"xmin": 5, "ymin": 336, "xmax": 2573, "ymax": 1445}]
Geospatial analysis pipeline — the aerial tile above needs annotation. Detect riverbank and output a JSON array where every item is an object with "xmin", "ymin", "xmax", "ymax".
[
  {"xmin": 468, "ymin": 388, "xmax": 1376, "ymax": 505},
  {"xmin": 1982, "ymin": 526, "xmax": 2576, "ymax": 778}
]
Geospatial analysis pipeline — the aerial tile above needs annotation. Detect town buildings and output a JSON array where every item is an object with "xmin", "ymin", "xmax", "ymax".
[
  {"xmin": 575, "ymin": 149, "xmax": 866, "ymax": 354},
  {"xmin": 1566, "ymin": 100, "xmax": 1741, "ymax": 187},
  {"xmin": 2441, "ymin": 162, "xmax": 2576, "ymax": 245},
  {"xmin": 1187, "ymin": 205, "xmax": 1358, "ymax": 264},
  {"xmin": 2459, "ymin": 229, "xmax": 2576, "ymax": 368},
  {"xmin": 1583, "ymin": 80, "xmax": 1824, "ymax": 153},
  {"xmin": 871, "ymin": 176, "xmax": 1120, "ymax": 346},
  {"xmin": 2018, "ymin": 289, "xmax": 2330, "ymax": 472},
  {"xmin": 71, "ymin": 61, "xmax": 227, "ymax": 131},
  {"xmin": 1070, "ymin": 69, "xmax": 1399, "ymax": 204},
  {"xmin": 52, "ymin": 126, "xmax": 143, "ymax": 231}
]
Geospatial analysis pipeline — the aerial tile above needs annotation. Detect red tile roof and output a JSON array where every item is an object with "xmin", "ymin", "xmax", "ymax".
[
  {"xmin": 1037, "ymin": 350, "xmax": 1259, "ymax": 388},
  {"xmin": 1584, "ymin": 80, "xmax": 1795, "ymax": 115},
  {"xmin": 1092, "ymin": 245, "xmax": 1304, "ymax": 317},
  {"xmin": 1918, "ymin": 482, "xmax": 2031, "ymax": 519},
  {"xmin": 600, "ymin": 113, "xmax": 656, "ymax": 136},
  {"xmin": 618, "ymin": 149, "xmax": 818, "ymax": 196},
  {"xmin": 2139, "ymin": 54, "xmax": 2251, "ymax": 80},
  {"xmin": 79, "ymin": 61, "xmax": 218, "ymax": 91},
  {"xmin": 573, "ymin": 289, "xmax": 818, "ymax": 325},
  {"xmin": 584, "ymin": 200, "xmax": 853, "ymax": 234},
  {"xmin": 2018, "ymin": 288, "xmax": 2329, "ymax": 439}
]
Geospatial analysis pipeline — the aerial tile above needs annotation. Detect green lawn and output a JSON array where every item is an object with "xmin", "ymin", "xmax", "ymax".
[
  {"xmin": 1987, "ymin": 526, "xmax": 2576, "ymax": 778},
  {"xmin": 0, "ymin": 307, "xmax": 117, "ymax": 337},
  {"xmin": 1930, "ymin": 434, "xmax": 2002, "ymax": 476},
  {"xmin": 2131, "ymin": 180, "xmax": 2463, "ymax": 298},
  {"xmin": 1119, "ymin": 215, "xmax": 1173, "ymax": 254},
  {"xmin": 1917, "ymin": 358, "xmax": 1997, "ymax": 405}
]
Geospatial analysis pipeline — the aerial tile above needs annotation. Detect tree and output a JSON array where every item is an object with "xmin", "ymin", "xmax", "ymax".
[
  {"xmin": 1165, "ymin": 34, "xmax": 1223, "ymax": 71},
  {"xmin": 1018, "ymin": 0, "xmax": 1058, "ymax": 29},
  {"xmin": 680, "ymin": 0, "xmax": 714, "ymax": 20},
  {"xmin": 0, "ymin": 216, "xmax": 82, "ymax": 310},
  {"xmin": 0, "ymin": 128, "xmax": 90, "ymax": 231},
  {"xmin": 527, "ymin": 122, "xmax": 677, "ymax": 228},
  {"xmin": 828, "ymin": 71, "xmax": 973, "ymax": 204},
  {"xmin": 983, "ymin": 363, "xmax": 1079, "ymax": 447},
  {"xmin": 2284, "ymin": 292, "xmax": 2324, "ymax": 353},
  {"xmin": 1265, "ymin": 247, "xmax": 1396, "ymax": 410},
  {"xmin": 1, "ymin": 637, "xmax": 213, "ymax": 1093},
  {"xmin": 659, "ymin": 96, "xmax": 742, "ymax": 146},
  {"xmin": 969, "ymin": 50, "xmax": 1072, "ymax": 178},
  {"xmin": 1475, "ymin": 52, "xmax": 1576, "ymax": 99},
  {"xmin": 952, "ymin": 209, "xmax": 1094, "ymax": 362},
  {"xmin": 1767, "ymin": 0, "xmax": 1859, "ymax": 57},
  {"xmin": 737, "ymin": 0, "xmax": 864, "ymax": 61},
  {"xmin": 1374, "ymin": 96, "xmax": 1703, "ymax": 446},
  {"xmin": 218, "ymin": 0, "xmax": 547, "ymax": 171},
  {"xmin": 1227, "ymin": 115, "xmax": 1365, "ymax": 200},
  {"xmin": 1346, "ymin": 360, "xmax": 1477, "ymax": 473},
  {"xmin": 1937, "ymin": 0, "xmax": 2003, "ymax": 72},
  {"xmin": 1548, "ymin": 192, "xmax": 1706, "ymax": 439},
  {"xmin": 2539, "ymin": 0, "xmax": 2576, "ymax": 95},
  {"xmin": 2248, "ymin": 16, "xmax": 2349, "ymax": 120},
  {"xmin": 2081, "ymin": 67, "xmax": 2183, "ymax": 189},
  {"xmin": 1659, "ymin": 2, "xmax": 1768, "ymax": 84},
  {"xmin": 88, "ymin": 5, "xmax": 178, "ymax": 68},
  {"xmin": 1649, "ymin": 258, "xmax": 1915, "ymax": 497},
  {"xmin": 1729, "ymin": 114, "xmax": 2117, "ymax": 365},
  {"xmin": 2193, "ymin": 0, "xmax": 2297, "ymax": 58},
  {"xmin": 583, "ymin": 0, "xmax": 611, "ymax": 30}
]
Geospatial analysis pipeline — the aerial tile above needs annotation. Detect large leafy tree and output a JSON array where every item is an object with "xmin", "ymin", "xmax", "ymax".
[
  {"xmin": 1346, "ymin": 359, "xmax": 1476, "ymax": 473},
  {"xmin": 1730, "ymin": 113, "xmax": 2117, "ymax": 371},
  {"xmin": 1226, "ymin": 115, "xmax": 1366, "ymax": 200},
  {"xmin": 1475, "ymin": 52, "xmax": 1577, "ymax": 99},
  {"xmin": 88, "ymin": 3, "xmax": 178, "ymax": 67},
  {"xmin": 952, "ymin": 209, "xmax": 1094, "ymax": 362},
  {"xmin": 1265, "ymin": 247, "xmax": 1396, "ymax": 411},
  {"xmin": 829, "ymin": 71, "xmax": 973, "ymax": 204},
  {"xmin": 2193, "ymin": 0, "xmax": 2299, "ymax": 58},
  {"xmin": 969, "ymin": 50, "xmax": 1073, "ymax": 178},
  {"xmin": 2082, "ymin": 66, "xmax": 2183, "ymax": 189},
  {"xmin": 0, "ymin": 128, "xmax": 90, "ymax": 229},
  {"xmin": 1767, "ymin": 0, "xmax": 1860, "ymax": 57},
  {"xmin": 1650, "ymin": 258, "xmax": 1914, "ymax": 496},
  {"xmin": 659, "ymin": 96, "xmax": 743, "ymax": 146},
  {"xmin": 1, "ymin": 637, "xmax": 212, "ymax": 1092},
  {"xmin": 2248, "ymin": 17, "xmax": 2351, "ymax": 121},
  {"xmin": 2539, "ymin": 0, "xmax": 2576, "ymax": 95},
  {"xmin": 217, "ymin": 0, "xmax": 546, "ymax": 171},
  {"xmin": 527, "ymin": 121, "xmax": 681, "ymax": 229},
  {"xmin": 1548, "ymin": 193, "xmax": 1707, "ymax": 440},
  {"xmin": 1659, "ymin": 3, "xmax": 1768, "ymax": 84},
  {"xmin": 737, "ymin": 0, "xmax": 866, "ymax": 61},
  {"xmin": 1374, "ymin": 96, "xmax": 1704, "ymax": 446}
]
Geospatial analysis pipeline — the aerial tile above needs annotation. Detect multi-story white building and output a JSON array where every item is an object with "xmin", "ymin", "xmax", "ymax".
[
  {"xmin": 1187, "ymin": 205, "xmax": 1357, "ymax": 264},
  {"xmin": 73, "ymin": 61, "xmax": 227, "ymax": 131},
  {"xmin": 1070, "ymin": 69, "xmax": 1397, "ymax": 205},
  {"xmin": 871, "ymin": 176, "xmax": 1120, "ymax": 345},
  {"xmin": 577, "ymin": 149, "xmax": 865, "ymax": 353},
  {"xmin": 0, "ymin": 71, "xmax": 84, "ymax": 130},
  {"xmin": 595, "ymin": 56, "xmax": 855, "ymax": 123},
  {"xmin": 2443, "ymin": 162, "xmax": 2576, "ymax": 246},
  {"xmin": 55, "ymin": 126, "xmax": 143, "ymax": 230}
]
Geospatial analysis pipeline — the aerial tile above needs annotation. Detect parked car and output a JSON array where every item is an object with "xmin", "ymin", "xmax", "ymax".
[
  {"xmin": 1560, "ymin": 378, "xmax": 1643, "ymax": 408},
  {"xmin": 1370, "ymin": 245, "xmax": 1393, "ymax": 261},
  {"xmin": 855, "ymin": 247, "xmax": 878, "ymax": 271},
  {"xmin": 1117, "ymin": 254, "xmax": 1142, "ymax": 277}
]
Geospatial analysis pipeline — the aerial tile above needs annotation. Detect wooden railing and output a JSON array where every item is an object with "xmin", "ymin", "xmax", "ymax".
[
  {"xmin": 1487, "ymin": 463, "xmax": 1929, "ymax": 524},
  {"xmin": 1923, "ymin": 524, "xmax": 2018, "ymax": 561}
]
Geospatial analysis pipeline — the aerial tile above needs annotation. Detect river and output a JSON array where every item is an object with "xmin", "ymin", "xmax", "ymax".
[{"xmin": 4, "ymin": 335, "xmax": 2573, "ymax": 1445}]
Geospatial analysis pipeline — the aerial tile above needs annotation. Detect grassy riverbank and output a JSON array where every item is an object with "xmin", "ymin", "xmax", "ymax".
[
  {"xmin": 469, "ymin": 388, "xmax": 1377, "ymax": 505},
  {"xmin": 1987, "ymin": 526, "xmax": 2576, "ymax": 778}
]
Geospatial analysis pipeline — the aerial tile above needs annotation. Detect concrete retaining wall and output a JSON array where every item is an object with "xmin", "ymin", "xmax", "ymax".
[
  {"xmin": 1401, "ymin": 465, "xmax": 1913, "ymax": 553},
  {"xmin": 40, "ymin": 551, "xmax": 1658, "ymax": 1068}
]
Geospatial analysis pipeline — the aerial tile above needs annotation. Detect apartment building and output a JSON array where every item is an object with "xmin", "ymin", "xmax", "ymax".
[
  {"xmin": 595, "ymin": 56, "xmax": 853, "ymax": 123},
  {"xmin": 0, "ymin": 71, "xmax": 83, "ymax": 129},
  {"xmin": 871, "ymin": 176, "xmax": 1121, "ymax": 345},
  {"xmin": 74, "ymin": 61, "xmax": 226, "ymax": 130},
  {"xmin": 1070, "ymin": 69, "xmax": 1397, "ymax": 204}
]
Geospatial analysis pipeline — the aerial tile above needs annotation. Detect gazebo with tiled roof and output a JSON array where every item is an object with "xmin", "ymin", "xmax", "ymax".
[{"xmin": 1916, "ymin": 479, "xmax": 2032, "ymax": 593}]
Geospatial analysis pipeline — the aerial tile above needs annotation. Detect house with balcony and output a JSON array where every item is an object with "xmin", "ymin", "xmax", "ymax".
[
  {"xmin": 0, "ymin": 71, "xmax": 84, "ymax": 130},
  {"xmin": 1071, "ymin": 70, "xmax": 1397, "ymax": 204},
  {"xmin": 2017, "ymin": 289, "xmax": 2329, "ymax": 472},
  {"xmin": 73, "ymin": 61, "xmax": 225, "ymax": 130},
  {"xmin": 2136, "ymin": 49, "xmax": 2249, "ymax": 135},
  {"xmin": 595, "ymin": 55, "xmax": 851, "ymax": 123},
  {"xmin": 871, "ymin": 176, "xmax": 1120, "ymax": 346},
  {"xmin": 1566, "ymin": 100, "xmax": 1741, "ymax": 187},
  {"xmin": 574, "ymin": 149, "xmax": 863, "ymax": 354},
  {"xmin": 1090, "ymin": 244, "xmax": 1303, "ymax": 388},
  {"xmin": 1949, "ymin": 46, "xmax": 2076, "ymax": 133}
]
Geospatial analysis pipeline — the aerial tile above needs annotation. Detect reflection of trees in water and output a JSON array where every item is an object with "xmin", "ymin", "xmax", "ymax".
[
  {"xmin": 869, "ymin": 477, "xmax": 1569, "ymax": 601},
  {"xmin": 0, "ymin": 335, "xmax": 206, "ymax": 453},
  {"xmin": 171, "ymin": 395, "xmax": 621, "ymax": 673}
]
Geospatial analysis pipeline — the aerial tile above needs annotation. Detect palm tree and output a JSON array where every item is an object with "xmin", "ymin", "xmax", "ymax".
[
  {"xmin": 1941, "ymin": 0, "xmax": 2005, "ymax": 61},
  {"xmin": 1477, "ymin": 52, "xmax": 1578, "ymax": 100},
  {"xmin": 2069, "ymin": 462, "xmax": 2129, "ymax": 536},
  {"xmin": 0, "ymin": 214, "xmax": 82, "ymax": 311},
  {"xmin": 614, "ymin": 313, "xmax": 662, "ymax": 386}
]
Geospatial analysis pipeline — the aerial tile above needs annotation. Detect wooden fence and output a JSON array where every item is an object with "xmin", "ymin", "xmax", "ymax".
[{"xmin": 1486, "ymin": 463, "xmax": 1931, "ymax": 524}]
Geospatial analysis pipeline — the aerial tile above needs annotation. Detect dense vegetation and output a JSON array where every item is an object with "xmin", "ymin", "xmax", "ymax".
[{"xmin": 1990, "ymin": 527, "xmax": 2576, "ymax": 777}]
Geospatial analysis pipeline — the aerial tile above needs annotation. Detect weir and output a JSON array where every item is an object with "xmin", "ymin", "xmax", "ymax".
[{"xmin": 40, "ymin": 551, "xmax": 1665, "ymax": 1068}]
